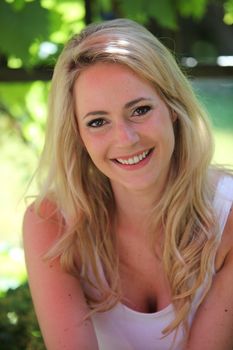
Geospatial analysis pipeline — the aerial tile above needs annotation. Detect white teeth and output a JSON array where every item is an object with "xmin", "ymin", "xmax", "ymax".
[
  {"xmin": 129, "ymin": 158, "xmax": 134, "ymax": 165},
  {"xmin": 116, "ymin": 149, "xmax": 150, "ymax": 165}
]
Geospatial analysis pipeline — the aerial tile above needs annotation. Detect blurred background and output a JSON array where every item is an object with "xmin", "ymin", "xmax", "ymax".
[{"xmin": 0, "ymin": 0, "xmax": 232, "ymax": 348}]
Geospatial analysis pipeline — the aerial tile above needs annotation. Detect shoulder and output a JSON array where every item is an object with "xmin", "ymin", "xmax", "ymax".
[
  {"xmin": 187, "ymin": 204, "xmax": 233, "ymax": 349},
  {"xmin": 187, "ymin": 174, "xmax": 233, "ymax": 348},
  {"xmin": 24, "ymin": 197, "xmax": 63, "ymax": 224},
  {"xmin": 23, "ymin": 198, "xmax": 65, "ymax": 256},
  {"xmin": 23, "ymin": 200, "xmax": 99, "ymax": 349}
]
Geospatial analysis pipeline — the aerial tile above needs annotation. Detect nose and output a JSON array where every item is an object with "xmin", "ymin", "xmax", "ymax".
[{"xmin": 114, "ymin": 121, "xmax": 139, "ymax": 146}]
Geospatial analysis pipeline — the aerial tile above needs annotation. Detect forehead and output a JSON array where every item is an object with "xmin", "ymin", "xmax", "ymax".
[
  {"xmin": 73, "ymin": 62, "xmax": 157, "ymax": 105},
  {"xmin": 77, "ymin": 62, "xmax": 147, "ymax": 84}
]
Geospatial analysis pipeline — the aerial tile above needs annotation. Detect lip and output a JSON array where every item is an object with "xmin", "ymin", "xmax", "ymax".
[{"xmin": 111, "ymin": 147, "xmax": 154, "ymax": 170}]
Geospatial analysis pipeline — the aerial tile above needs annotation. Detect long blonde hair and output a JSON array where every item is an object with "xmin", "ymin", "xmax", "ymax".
[{"xmin": 36, "ymin": 18, "xmax": 219, "ymax": 335}]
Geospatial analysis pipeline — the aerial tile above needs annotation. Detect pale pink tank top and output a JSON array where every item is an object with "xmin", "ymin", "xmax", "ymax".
[{"xmin": 81, "ymin": 176, "xmax": 233, "ymax": 350}]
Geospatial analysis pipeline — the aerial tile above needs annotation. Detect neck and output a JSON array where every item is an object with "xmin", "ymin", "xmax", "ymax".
[{"xmin": 111, "ymin": 183, "xmax": 161, "ymax": 233}]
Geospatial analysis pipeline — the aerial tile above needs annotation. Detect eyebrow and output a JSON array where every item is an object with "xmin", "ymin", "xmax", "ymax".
[{"xmin": 82, "ymin": 97, "xmax": 153, "ymax": 119}]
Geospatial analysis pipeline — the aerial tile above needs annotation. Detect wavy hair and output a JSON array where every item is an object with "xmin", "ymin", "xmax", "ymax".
[{"xmin": 36, "ymin": 18, "xmax": 219, "ymax": 336}]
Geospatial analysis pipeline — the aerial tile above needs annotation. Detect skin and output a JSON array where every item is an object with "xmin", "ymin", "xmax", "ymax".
[
  {"xmin": 23, "ymin": 201, "xmax": 99, "ymax": 350},
  {"xmin": 75, "ymin": 62, "xmax": 177, "ymax": 235},
  {"xmin": 23, "ymin": 62, "xmax": 233, "ymax": 349},
  {"xmin": 75, "ymin": 62, "xmax": 176, "ymax": 200}
]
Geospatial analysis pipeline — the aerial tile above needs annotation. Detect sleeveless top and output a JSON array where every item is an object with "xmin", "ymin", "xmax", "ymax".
[{"xmin": 80, "ymin": 176, "xmax": 233, "ymax": 350}]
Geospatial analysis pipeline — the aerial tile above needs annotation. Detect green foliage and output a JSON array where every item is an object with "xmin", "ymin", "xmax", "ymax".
[
  {"xmin": 119, "ymin": 0, "xmax": 178, "ymax": 29},
  {"xmin": 0, "ymin": 0, "xmax": 85, "ymax": 67},
  {"xmin": 0, "ymin": 283, "xmax": 45, "ymax": 350},
  {"xmin": 0, "ymin": 81, "xmax": 49, "ymax": 152},
  {"xmin": 0, "ymin": 0, "xmax": 59, "ymax": 65},
  {"xmin": 0, "ymin": 0, "xmax": 231, "ymax": 70},
  {"xmin": 147, "ymin": 1, "xmax": 177, "ymax": 29},
  {"xmin": 177, "ymin": 0, "xmax": 209, "ymax": 19},
  {"xmin": 99, "ymin": 0, "xmax": 213, "ymax": 29},
  {"xmin": 224, "ymin": 0, "xmax": 233, "ymax": 24}
]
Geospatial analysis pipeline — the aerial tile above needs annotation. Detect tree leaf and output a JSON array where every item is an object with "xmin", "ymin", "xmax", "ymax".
[
  {"xmin": 118, "ymin": 0, "xmax": 177, "ymax": 29},
  {"xmin": 147, "ymin": 0, "xmax": 178, "ymax": 29},
  {"xmin": 177, "ymin": 0, "xmax": 209, "ymax": 19},
  {"xmin": 0, "ymin": 1, "xmax": 52, "ymax": 65}
]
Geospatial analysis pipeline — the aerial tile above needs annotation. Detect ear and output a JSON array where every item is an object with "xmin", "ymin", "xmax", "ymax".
[{"xmin": 171, "ymin": 110, "xmax": 178, "ymax": 122}]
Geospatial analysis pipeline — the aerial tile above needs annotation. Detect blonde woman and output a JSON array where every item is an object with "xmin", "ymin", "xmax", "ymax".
[{"xmin": 23, "ymin": 19, "xmax": 233, "ymax": 350}]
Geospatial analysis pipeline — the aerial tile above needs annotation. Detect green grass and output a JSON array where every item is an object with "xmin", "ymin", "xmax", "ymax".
[
  {"xmin": 193, "ymin": 78, "xmax": 233, "ymax": 166},
  {"xmin": 213, "ymin": 130, "xmax": 233, "ymax": 166}
]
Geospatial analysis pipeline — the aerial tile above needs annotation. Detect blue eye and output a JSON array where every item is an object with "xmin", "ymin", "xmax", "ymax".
[
  {"xmin": 87, "ymin": 118, "xmax": 106, "ymax": 128},
  {"xmin": 133, "ymin": 105, "xmax": 151, "ymax": 116}
]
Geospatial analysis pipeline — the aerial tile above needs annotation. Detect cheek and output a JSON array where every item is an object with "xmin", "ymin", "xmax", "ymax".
[{"xmin": 79, "ymin": 131, "xmax": 106, "ymax": 160}]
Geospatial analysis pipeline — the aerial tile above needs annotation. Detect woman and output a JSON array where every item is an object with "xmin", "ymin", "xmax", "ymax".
[{"xmin": 23, "ymin": 19, "xmax": 233, "ymax": 349}]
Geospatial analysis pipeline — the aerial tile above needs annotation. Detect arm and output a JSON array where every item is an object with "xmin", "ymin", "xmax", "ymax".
[
  {"xmin": 23, "ymin": 202, "xmax": 99, "ymax": 350},
  {"xmin": 186, "ymin": 207, "xmax": 233, "ymax": 350}
]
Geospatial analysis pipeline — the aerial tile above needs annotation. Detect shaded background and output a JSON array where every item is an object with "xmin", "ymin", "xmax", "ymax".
[{"xmin": 0, "ymin": 0, "xmax": 232, "ymax": 348}]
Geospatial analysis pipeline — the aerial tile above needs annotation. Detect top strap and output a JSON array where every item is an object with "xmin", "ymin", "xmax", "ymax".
[{"xmin": 213, "ymin": 175, "xmax": 233, "ymax": 238}]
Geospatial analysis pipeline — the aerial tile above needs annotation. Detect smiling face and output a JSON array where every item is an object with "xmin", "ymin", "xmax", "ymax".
[{"xmin": 74, "ymin": 62, "xmax": 176, "ymax": 195}]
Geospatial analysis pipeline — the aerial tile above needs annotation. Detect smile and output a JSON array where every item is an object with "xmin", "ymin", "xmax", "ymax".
[{"xmin": 115, "ymin": 148, "xmax": 153, "ymax": 165}]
